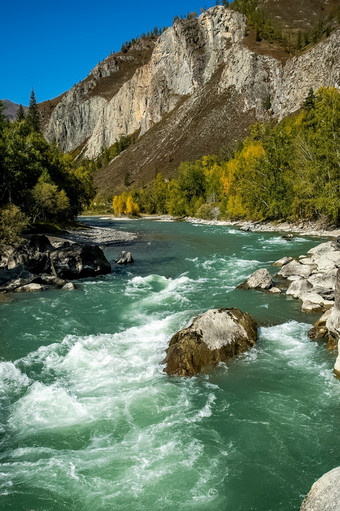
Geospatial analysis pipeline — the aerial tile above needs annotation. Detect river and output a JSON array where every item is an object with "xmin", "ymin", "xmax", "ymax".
[{"xmin": 0, "ymin": 218, "xmax": 339, "ymax": 510}]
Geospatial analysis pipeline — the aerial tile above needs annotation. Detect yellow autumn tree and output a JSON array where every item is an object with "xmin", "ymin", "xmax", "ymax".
[
  {"xmin": 223, "ymin": 140, "xmax": 265, "ymax": 219},
  {"xmin": 112, "ymin": 192, "xmax": 127, "ymax": 216},
  {"xmin": 125, "ymin": 195, "xmax": 139, "ymax": 216}
]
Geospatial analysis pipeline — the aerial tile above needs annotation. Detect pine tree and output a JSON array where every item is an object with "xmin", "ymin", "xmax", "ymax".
[
  {"xmin": 16, "ymin": 104, "xmax": 26, "ymax": 122},
  {"xmin": 303, "ymin": 88, "xmax": 316, "ymax": 111},
  {"xmin": 26, "ymin": 89, "xmax": 41, "ymax": 132}
]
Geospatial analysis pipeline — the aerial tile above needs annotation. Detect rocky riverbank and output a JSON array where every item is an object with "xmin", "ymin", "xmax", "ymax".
[
  {"xmin": 0, "ymin": 234, "xmax": 112, "ymax": 294},
  {"xmin": 186, "ymin": 217, "xmax": 340, "ymax": 239}
]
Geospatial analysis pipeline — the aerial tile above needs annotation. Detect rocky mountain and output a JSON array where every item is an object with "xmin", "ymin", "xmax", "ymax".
[
  {"xmin": 40, "ymin": 5, "xmax": 340, "ymax": 196},
  {"xmin": 2, "ymin": 100, "xmax": 28, "ymax": 121}
]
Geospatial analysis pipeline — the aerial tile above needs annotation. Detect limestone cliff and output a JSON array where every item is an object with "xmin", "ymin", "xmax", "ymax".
[{"xmin": 42, "ymin": 6, "xmax": 340, "ymax": 190}]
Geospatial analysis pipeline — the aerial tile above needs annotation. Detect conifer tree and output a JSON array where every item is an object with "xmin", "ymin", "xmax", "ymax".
[
  {"xmin": 16, "ymin": 104, "xmax": 26, "ymax": 122},
  {"xmin": 26, "ymin": 89, "xmax": 41, "ymax": 132},
  {"xmin": 303, "ymin": 88, "xmax": 316, "ymax": 111}
]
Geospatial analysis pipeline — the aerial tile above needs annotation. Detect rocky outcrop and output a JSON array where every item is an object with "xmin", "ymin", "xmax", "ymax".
[
  {"xmin": 237, "ymin": 268, "xmax": 274, "ymax": 291},
  {"xmin": 0, "ymin": 235, "xmax": 111, "ymax": 293},
  {"xmin": 42, "ymin": 6, "xmax": 340, "ymax": 189},
  {"xmin": 163, "ymin": 308, "xmax": 257, "ymax": 376},
  {"xmin": 300, "ymin": 467, "xmax": 340, "ymax": 511},
  {"xmin": 50, "ymin": 244, "xmax": 111, "ymax": 279}
]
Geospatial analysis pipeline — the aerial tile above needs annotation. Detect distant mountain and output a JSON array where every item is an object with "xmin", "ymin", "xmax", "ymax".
[{"xmin": 2, "ymin": 99, "xmax": 28, "ymax": 121}]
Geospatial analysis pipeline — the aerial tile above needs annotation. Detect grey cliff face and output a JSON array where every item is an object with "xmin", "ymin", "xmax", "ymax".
[{"xmin": 43, "ymin": 6, "xmax": 340, "ymax": 158}]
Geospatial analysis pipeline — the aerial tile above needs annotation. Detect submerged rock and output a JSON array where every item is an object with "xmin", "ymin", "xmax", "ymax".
[
  {"xmin": 62, "ymin": 282, "xmax": 76, "ymax": 290},
  {"xmin": 163, "ymin": 308, "xmax": 257, "ymax": 377},
  {"xmin": 237, "ymin": 268, "xmax": 274, "ymax": 291},
  {"xmin": 115, "ymin": 251, "xmax": 134, "ymax": 264},
  {"xmin": 15, "ymin": 283, "xmax": 46, "ymax": 293},
  {"xmin": 300, "ymin": 467, "xmax": 340, "ymax": 511}
]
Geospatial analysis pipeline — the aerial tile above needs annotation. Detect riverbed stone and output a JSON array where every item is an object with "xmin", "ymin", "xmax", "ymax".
[
  {"xmin": 286, "ymin": 278, "xmax": 313, "ymax": 299},
  {"xmin": 15, "ymin": 283, "xmax": 46, "ymax": 293},
  {"xmin": 326, "ymin": 268, "xmax": 340, "ymax": 342},
  {"xmin": 62, "ymin": 282, "xmax": 76, "ymax": 290},
  {"xmin": 50, "ymin": 244, "xmax": 111, "ymax": 279},
  {"xmin": 163, "ymin": 308, "xmax": 258, "ymax": 377},
  {"xmin": 115, "ymin": 251, "xmax": 134, "ymax": 264},
  {"xmin": 277, "ymin": 260, "xmax": 315, "ymax": 279},
  {"xmin": 237, "ymin": 268, "xmax": 274, "ymax": 291},
  {"xmin": 300, "ymin": 466, "xmax": 340, "ymax": 511},
  {"xmin": 272, "ymin": 256, "xmax": 293, "ymax": 267},
  {"xmin": 269, "ymin": 287, "xmax": 281, "ymax": 294}
]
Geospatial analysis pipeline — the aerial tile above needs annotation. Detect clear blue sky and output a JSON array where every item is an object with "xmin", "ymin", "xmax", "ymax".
[{"xmin": 1, "ymin": 0, "xmax": 217, "ymax": 105}]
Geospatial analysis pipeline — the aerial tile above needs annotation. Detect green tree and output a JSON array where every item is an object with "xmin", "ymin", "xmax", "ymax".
[
  {"xmin": 16, "ymin": 104, "xmax": 26, "ymax": 122},
  {"xmin": 26, "ymin": 89, "xmax": 41, "ymax": 133},
  {"xmin": 303, "ymin": 88, "xmax": 316, "ymax": 111}
]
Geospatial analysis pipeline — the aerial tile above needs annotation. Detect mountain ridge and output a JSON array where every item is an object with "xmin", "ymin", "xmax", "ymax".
[{"xmin": 39, "ymin": 4, "xmax": 340, "ymax": 195}]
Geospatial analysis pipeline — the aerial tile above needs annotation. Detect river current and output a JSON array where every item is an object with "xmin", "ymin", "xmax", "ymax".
[{"xmin": 0, "ymin": 218, "xmax": 339, "ymax": 511}]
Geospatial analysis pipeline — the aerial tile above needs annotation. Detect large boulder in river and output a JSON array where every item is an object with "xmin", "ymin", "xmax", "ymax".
[
  {"xmin": 237, "ymin": 268, "xmax": 274, "ymax": 291},
  {"xmin": 50, "ymin": 244, "xmax": 111, "ymax": 279},
  {"xmin": 163, "ymin": 308, "xmax": 257, "ymax": 377},
  {"xmin": 300, "ymin": 467, "xmax": 340, "ymax": 511}
]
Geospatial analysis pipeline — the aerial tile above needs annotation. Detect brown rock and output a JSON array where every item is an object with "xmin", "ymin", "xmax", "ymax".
[{"xmin": 163, "ymin": 308, "xmax": 257, "ymax": 377}]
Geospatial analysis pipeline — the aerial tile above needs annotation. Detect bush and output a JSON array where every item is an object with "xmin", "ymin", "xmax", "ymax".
[
  {"xmin": 0, "ymin": 205, "xmax": 28, "ymax": 247},
  {"xmin": 195, "ymin": 203, "xmax": 215, "ymax": 220}
]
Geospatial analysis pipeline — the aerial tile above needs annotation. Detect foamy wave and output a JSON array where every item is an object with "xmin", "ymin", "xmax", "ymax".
[{"xmin": 0, "ymin": 362, "xmax": 29, "ymax": 401}]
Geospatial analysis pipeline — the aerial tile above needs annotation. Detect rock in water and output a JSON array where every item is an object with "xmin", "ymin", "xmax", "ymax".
[
  {"xmin": 115, "ymin": 251, "xmax": 134, "ymax": 264},
  {"xmin": 300, "ymin": 467, "xmax": 340, "ymax": 511},
  {"xmin": 50, "ymin": 244, "xmax": 111, "ymax": 279},
  {"xmin": 237, "ymin": 268, "xmax": 274, "ymax": 291},
  {"xmin": 163, "ymin": 308, "xmax": 257, "ymax": 377}
]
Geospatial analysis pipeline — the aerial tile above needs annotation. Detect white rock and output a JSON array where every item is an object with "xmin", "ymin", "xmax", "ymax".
[
  {"xmin": 286, "ymin": 279, "xmax": 312, "ymax": 299},
  {"xmin": 273, "ymin": 256, "xmax": 293, "ymax": 267},
  {"xmin": 300, "ymin": 466, "xmax": 340, "ymax": 510},
  {"xmin": 15, "ymin": 283, "xmax": 45, "ymax": 293},
  {"xmin": 277, "ymin": 260, "xmax": 315, "ymax": 279},
  {"xmin": 62, "ymin": 282, "xmax": 76, "ymax": 290}
]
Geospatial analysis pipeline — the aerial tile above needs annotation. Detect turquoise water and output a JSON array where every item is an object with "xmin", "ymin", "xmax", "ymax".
[{"xmin": 0, "ymin": 219, "xmax": 339, "ymax": 511}]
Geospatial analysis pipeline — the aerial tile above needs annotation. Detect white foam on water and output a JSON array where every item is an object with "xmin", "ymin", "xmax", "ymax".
[
  {"xmin": 124, "ymin": 273, "xmax": 205, "ymax": 311},
  {"xmin": 260, "ymin": 321, "xmax": 339, "ymax": 388},
  {"xmin": 0, "ymin": 362, "xmax": 29, "ymax": 401},
  {"xmin": 8, "ymin": 381, "xmax": 91, "ymax": 434}
]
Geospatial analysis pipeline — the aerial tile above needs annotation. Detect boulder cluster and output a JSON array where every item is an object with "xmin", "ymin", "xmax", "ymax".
[
  {"xmin": 0, "ymin": 234, "xmax": 111, "ymax": 293},
  {"xmin": 238, "ymin": 238, "xmax": 340, "ymax": 375}
]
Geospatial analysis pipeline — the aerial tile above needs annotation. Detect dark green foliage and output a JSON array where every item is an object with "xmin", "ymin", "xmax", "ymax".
[
  {"xmin": 303, "ymin": 88, "xmax": 316, "ymax": 111},
  {"xmin": 16, "ymin": 104, "xmax": 26, "ymax": 121},
  {"xmin": 26, "ymin": 89, "xmax": 41, "ymax": 133},
  {"xmin": 95, "ymin": 134, "xmax": 135, "ymax": 170},
  {"xmin": 0, "ymin": 96, "xmax": 95, "ymax": 234}
]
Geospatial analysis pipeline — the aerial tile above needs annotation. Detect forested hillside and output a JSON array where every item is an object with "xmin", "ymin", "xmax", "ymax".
[{"xmin": 112, "ymin": 87, "xmax": 340, "ymax": 224}]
